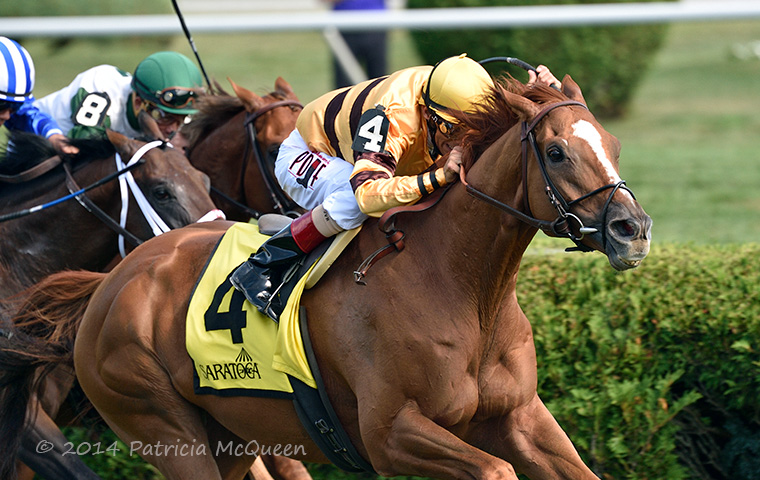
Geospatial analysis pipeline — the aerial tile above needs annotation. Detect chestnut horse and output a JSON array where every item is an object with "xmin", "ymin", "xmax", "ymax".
[
  {"xmin": 0, "ymin": 75, "xmax": 651, "ymax": 479},
  {"xmin": 182, "ymin": 77, "xmax": 304, "ymax": 221},
  {"xmin": 0, "ymin": 130, "xmax": 222, "ymax": 480},
  {"xmin": 180, "ymin": 77, "xmax": 312, "ymax": 480}
]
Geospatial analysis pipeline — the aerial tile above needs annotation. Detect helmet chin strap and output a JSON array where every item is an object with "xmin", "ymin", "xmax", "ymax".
[{"xmin": 426, "ymin": 116, "xmax": 442, "ymax": 159}]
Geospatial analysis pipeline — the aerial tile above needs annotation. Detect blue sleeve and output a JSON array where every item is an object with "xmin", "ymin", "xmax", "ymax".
[{"xmin": 5, "ymin": 99, "xmax": 64, "ymax": 138}]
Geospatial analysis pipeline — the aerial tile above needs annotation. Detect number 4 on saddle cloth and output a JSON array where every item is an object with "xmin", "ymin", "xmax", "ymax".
[
  {"xmin": 186, "ymin": 219, "xmax": 359, "ymax": 396},
  {"xmin": 186, "ymin": 219, "xmax": 372, "ymax": 472}
]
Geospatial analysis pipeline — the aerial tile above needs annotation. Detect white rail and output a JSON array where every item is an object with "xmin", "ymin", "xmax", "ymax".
[{"xmin": 2, "ymin": 2, "xmax": 759, "ymax": 37}]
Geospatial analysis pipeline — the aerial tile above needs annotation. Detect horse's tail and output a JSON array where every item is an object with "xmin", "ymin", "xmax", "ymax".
[{"xmin": 0, "ymin": 270, "xmax": 105, "ymax": 480}]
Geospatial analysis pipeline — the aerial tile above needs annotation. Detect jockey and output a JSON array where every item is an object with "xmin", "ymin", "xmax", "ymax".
[
  {"xmin": 34, "ymin": 51, "xmax": 203, "ymax": 143},
  {"xmin": 0, "ymin": 36, "xmax": 74, "ymax": 162},
  {"xmin": 231, "ymin": 53, "xmax": 562, "ymax": 320}
]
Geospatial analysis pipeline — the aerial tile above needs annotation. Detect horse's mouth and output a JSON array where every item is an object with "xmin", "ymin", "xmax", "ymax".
[
  {"xmin": 606, "ymin": 246, "xmax": 648, "ymax": 271},
  {"xmin": 619, "ymin": 257, "xmax": 641, "ymax": 268}
]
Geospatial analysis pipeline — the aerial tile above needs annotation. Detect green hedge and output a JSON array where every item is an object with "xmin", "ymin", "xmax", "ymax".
[
  {"xmin": 406, "ymin": 0, "xmax": 672, "ymax": 118},
  {"xmin": 59, "ymin": 244, "xmax": 760, "ymax": 479},
  {"xmin": 520, "ymin": 243, "xmax": 760, "ymax": 479}
]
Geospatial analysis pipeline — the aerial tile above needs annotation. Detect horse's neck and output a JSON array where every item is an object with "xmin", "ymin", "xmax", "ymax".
[
  {"xmin": 0, "ymin": 160, "xmax": 123, "ymax": 295},
  {"xmin": 422, "ymin": 130, "xmax": 537, "ymax": 318}
]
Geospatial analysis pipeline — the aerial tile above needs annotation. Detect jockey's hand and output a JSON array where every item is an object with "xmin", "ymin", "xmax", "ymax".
[
  {"xmin": 528, "ymin": 65, "xmax": 561, "ymax": 90},
  {"xmin": 443, "ymin": 146, "xmax": 463, "ymax": 184},
  {"xmin": 48, "ymin": 133, "xmax": 79, "ymax": 155}
]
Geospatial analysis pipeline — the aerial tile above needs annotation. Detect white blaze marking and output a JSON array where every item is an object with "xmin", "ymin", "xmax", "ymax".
[{"xmin": 572, "ymin": 120, "xmax": 620, "ymax": 184}]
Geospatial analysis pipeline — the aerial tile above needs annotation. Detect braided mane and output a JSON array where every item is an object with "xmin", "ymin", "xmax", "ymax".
[{"xmin": 448, "ymin": 76, "xmax": 567, "ymax": 169}]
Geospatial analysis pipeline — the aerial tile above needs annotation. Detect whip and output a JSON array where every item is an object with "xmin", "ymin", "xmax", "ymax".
[{"xmin": 170, "ymin": 0, "xmax": 213, "ymax": 90}]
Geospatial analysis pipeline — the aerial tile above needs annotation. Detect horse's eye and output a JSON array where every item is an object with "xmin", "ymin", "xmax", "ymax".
[
  {"xmin": 546, "ymin": 145, "xmax": 565, "ymax": 163},
  {"xmin": 153, "ymin": 186, "xmax": 172, "ymax": 202}
]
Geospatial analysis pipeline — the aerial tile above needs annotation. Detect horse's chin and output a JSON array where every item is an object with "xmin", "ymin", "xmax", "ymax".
[{"xmin": 605, "ymin": 242, "xmax": 649, "ymax": 271}]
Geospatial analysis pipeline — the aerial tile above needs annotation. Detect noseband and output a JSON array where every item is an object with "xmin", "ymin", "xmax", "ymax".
[{"xmin": 462, "ymin": 100, "xmax": 635, "ymax": 252}]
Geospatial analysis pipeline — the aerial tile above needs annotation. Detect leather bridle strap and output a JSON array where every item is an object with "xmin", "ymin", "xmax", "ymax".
[
  {"xmin": 465, "ymin": 99, "xmax": 635, "ymax": 251},
  {"xmin": 242, "ymin": 99, "xmax": 303, "ymax": 218},
  {"xmin": 0, "ymin": 155, "xmax": 62, "ymax": 184},
  {"xmin": 63, "ymin": 160, "xmax": 144, "ymax": 248},
  {"xmin": 353, "ymin": 186, "xmax": 451, "ymax": 284}
]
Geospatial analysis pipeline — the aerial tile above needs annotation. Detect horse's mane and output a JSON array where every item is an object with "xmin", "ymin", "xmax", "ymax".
[
  {"xmin": 182, "ymin": 92, "xmax": 245, "ymax": 149},
  {"xmin": 449, "ymin": 75, "xmax": 568, "ymax": 169},
  {"xmin": 183, "ymin": 82, "xmax": 294, "ymax": 150},
  {"xmin": 0, "ymin": 132, "xmax": 116, "ymax": 176}
]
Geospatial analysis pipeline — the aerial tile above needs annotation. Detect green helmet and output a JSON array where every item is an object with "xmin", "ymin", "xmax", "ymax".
[{"xmin": 132, "ymin": 51, "xmax": 203, "ymax": 115}]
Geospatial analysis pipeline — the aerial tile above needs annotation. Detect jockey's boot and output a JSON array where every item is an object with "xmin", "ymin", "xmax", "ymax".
[{"xmin": 230, "ymin": 205, "xmax": 342, "ymax": 320}]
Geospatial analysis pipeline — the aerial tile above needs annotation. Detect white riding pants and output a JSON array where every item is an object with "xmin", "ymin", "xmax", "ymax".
[{"xmin": 274, "ymin": 129, "xmax": 368, "ymax": 230}]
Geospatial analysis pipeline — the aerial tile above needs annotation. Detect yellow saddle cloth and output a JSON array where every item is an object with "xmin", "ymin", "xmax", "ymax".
[{"xmin": 186, "ymin": 221, "xmax": 358, "ymax": 396}]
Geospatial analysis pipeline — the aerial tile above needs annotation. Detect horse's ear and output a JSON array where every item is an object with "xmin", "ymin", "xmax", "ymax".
[
  {"xmin": 504, "ymin": 90, "xmax": 542, "ymax": 121},
  {"xmin": 106, "ymin": 129, "xmax": 137, "ymax": 158},
  {"xmin": 561, "ymin": 75, "xmax": 587, "ymax": 106},
  {"xmin": 274, "ymin": 76, "xmax": 298, "ymax": 100},
  {"xmin": 227, "ymin": 77, "xmax": 264, "ymax": 112}
]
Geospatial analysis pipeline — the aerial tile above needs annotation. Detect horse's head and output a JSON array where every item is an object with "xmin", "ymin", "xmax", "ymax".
[
  {"xmin": 502, "ymin": 76, "xmax": 651, "ymax": 270},
  {"xmin": 457, "ymin": 75, "xmax": 651, "ymax": 271},
  {"xmin": 229, "ymin": 76, "xmax": 302, "ymax": 157},
  {"xmin": 106, "ymin": 130, "xmax": 221, "ymax": 231}
]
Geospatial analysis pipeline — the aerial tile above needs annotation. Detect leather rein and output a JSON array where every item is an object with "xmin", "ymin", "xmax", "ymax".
[
  {"xmin": 354, "ymin": 100, "xmax": 636, "ymax": 283},
  {"xmin": 227, "ymin": 99, "xmax": 303, "ymax": 219}
]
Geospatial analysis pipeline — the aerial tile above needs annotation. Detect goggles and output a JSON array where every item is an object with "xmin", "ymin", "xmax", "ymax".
[
  {"xmin": 430, "ymin": 111, "xmax": 459, "ymax": 137},
  {"xmin": 144, "ymin": 102, "xmax": 188, "ymax": 126},
  {"xmin": 0, "ymin": 99, "xmax": 22, "ymax": 113},
  {"xmin": 153, "ymin": 86, "xmax": 197, "ymax": 109},
  {"xmin": 133, "ymin": 76, "xmax": 198, "ymax": 110}
]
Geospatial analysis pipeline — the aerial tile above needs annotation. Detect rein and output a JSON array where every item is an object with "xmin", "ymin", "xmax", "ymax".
[
  {"xmin": 353, "ymin": 186, "xmax": 451, "ymax": 284},
  {"xmin": 239, "ymin": 99, "xmax": 303, "ymax": 219}
]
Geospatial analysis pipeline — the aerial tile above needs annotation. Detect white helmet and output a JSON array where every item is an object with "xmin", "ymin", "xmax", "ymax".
[{"xmin": 0, "ymin": 37, "xmax": 35, "ymax": 102}]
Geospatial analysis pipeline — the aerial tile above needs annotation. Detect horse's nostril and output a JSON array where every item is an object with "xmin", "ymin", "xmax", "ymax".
[{"xmin": 611, "ymin": 219, "xmax": 637, "ymax": 238}]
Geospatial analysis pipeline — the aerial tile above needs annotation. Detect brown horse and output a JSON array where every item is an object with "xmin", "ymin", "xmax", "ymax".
[
  {"xmin": 182, "ymin": 77, "xmax": 304, "ymax": 221},
  {"xmin": 0, "ymin": 130, "xmax": 222, "ymax": 480},
  {"xmin": 0, "ymin": 129, "xmax": 221, "ymax": 311},
  {"xmin": 0, "ymin": 75, "xmax": 651, "ymax": 480}
]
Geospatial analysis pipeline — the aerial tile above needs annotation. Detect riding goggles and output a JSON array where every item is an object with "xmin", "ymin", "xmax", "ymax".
[
  {"xmin": 0, "ymin": 99, "xmax": 22, "ymax": 113},
  {"xmin": 430, "ymin": 111, "xmax": 459, "ymax": 137},
  {"xmin": 144, "ymin": 102, "xmax": 189, "ymax": 126},
  {"xmin": 153, "ymin": 86, "xmax": 197, "ymax": 109},
  {"xmin": 133, "ymin": 76, "xmax": 198, "ymax": 111}
]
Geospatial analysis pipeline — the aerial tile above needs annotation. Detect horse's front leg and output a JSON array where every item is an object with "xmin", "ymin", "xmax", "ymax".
[
  {"xmin": 476, "ymin": 393, "xmax": 599, "ymax": 480},
  {"xmin": 360, "ymin": 401, "xmax": 519, "ymax": 480}
]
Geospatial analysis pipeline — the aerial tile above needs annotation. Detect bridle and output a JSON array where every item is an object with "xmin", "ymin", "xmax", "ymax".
[
  {"xmin": 63, "ymin": 141, "xmax": 171, "ymax": 257},
  {"xmin": 233, "ymin": 99, "xmax": 303, "ymax": 219},
  {"xmin": 353, "ymin": 99, "xmax": 637, "ymax": 284},
  {"xmin": 461, "ymin": 100, "xmax": 635, "ymax": 252}
]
